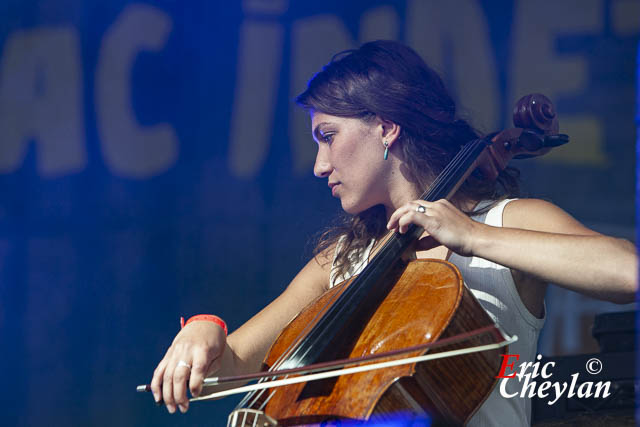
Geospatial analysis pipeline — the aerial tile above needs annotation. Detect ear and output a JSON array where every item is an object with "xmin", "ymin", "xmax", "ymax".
[{"xmin": 377, "ymin": 117, "xmax": 401, "ymax": 147}]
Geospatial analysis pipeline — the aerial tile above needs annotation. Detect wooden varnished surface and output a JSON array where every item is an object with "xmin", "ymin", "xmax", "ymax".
[{"xmin": 246, "ymin": 259, "xmax": 504, "ymax": 425}]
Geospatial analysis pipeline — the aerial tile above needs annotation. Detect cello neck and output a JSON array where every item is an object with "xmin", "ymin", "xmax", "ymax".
[{"xmin": 264, "ymin": 138, "xmax": 491, "ymax": 372}]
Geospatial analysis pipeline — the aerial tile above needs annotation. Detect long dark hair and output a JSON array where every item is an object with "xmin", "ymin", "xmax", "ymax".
[{"xmin": 296, "ymin": 40, "xmax": 519, "ymax": 279}]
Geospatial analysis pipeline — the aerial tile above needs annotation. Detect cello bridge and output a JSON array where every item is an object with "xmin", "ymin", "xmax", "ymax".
[{"xmin": 227, "ymin": 408, "xmax": 278, "ymax": 427}]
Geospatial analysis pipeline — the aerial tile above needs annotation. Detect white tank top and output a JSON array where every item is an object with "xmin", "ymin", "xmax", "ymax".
[{"xmin": 329, "ymin": 199, "xmax": 545, "ymax": 426}]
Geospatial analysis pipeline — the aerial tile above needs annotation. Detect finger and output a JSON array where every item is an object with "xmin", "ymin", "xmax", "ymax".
[
  {"xmin": 150, "ymin": 357, "xmax": 169, "ymax": 403},
  {"xmin": 397, "ymin": 210, "xmax": 427, "ymax": 233},
  {"xmin": 192, "ymin": 353, "xmax": 223, "ymax": 399},
  {"xmin": 413, "ymin": 200, "xmax": 434, "ymax": 213},
  {"xmin": 434, "ymin": 198, "xmax": 453, "ymax": 209},
  {"xmin": 387, "ymin": 207, "xmax": 404, "ymax": 229},
  {"xmin": 162, "ymin": 364, "xmax": 176, "ymax": 414},
  {"xmin": 399, "ymin": 213, "xmax": 416, "ymax": 233},
  {"xmin": 173, "ymin": 360, "xmax": 192, "ymax": 413},
  {"xmin": 388, "ymin": 202, "xmax": 423, "ymax": 229},
  {"xmin": 189, "ymin": 349, "xmax": 210, "ymax": 398}
]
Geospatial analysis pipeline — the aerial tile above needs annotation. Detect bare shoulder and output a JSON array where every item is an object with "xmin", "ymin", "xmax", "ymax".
[{"xmin": 502, "ymin": 198, "xmax": 600, "ymax": 236}]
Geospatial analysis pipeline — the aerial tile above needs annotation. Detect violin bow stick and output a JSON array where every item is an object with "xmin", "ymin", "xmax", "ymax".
[
  {"xmin": 139, "ymin": 325, "xmax": 517, "ymax": 404},
  {"xmin": 136, "ymin": 324, "xmax": 512, "ymax": 395},
  {"xmin": 188, "ymin": 331, "xmax": 517, "ymax": 402}
]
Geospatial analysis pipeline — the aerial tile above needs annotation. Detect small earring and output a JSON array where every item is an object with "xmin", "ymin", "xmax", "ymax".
[{"xmin": 383, "ymin": 141, "xmax": 389, "ymax": 160}]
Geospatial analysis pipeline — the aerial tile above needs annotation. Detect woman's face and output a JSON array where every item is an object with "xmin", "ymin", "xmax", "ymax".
[{"xmin": 311, "ymin": 111, "xmax": 392, "ymax": 215}]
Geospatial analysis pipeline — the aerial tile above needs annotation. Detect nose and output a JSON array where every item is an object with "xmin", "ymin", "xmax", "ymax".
[{"xmin": 313, "ymin": 145, "xmax": 332, "ymax": 178}]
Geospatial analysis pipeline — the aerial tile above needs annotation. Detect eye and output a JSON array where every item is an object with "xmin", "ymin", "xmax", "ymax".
[{"xmin": 321, "ymin": 133, "xmax": 334, "ymax": 144}]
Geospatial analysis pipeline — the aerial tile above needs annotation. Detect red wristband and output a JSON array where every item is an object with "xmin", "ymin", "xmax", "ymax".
[{"xmin": 180, "ymin": 314, "xmax": 228, "ymax": 335}]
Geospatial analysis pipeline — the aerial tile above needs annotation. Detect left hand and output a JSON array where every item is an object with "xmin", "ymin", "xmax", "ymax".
[{"xmin": 386, "ymin": 199, "xmax": 483, "ymax": 256}]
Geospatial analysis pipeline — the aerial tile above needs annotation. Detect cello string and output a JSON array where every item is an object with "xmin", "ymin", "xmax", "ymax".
[
  {"xmin": 234, "ymin": 138, "xmax": 487, "ymax": 412},
  {"xmin": 419, "ymin": 139, "xmax": 486, "ymax": 201},
  {"xmin": 239, "ymin": 279, "xmax": 363, "ymax": 410},
  {"xmin": 254, "ymin": 139, "xmax": 485, "ymax": 379},
  {"xmin": 266, "ymin": 139, "xmax": 488, "ymax": 377},
  {"xmin": 256, "ymin": 382, "xmax": 277, "ymax": 412},
  {"xmin": 140, "ymin": 139, "xmax": 487, "ymax": 415},
  {"xmin": 360, "ymin": 139, "xmax": 483, "ymax": 260},
  {"xmin": 234, "ymin": 284, "xmax": 350, "ymax": 410},
  {"xmin": 311, "ymin": 139, "xmax": 484, "ymax": 322},
  {"xmin": 236, "ymin": 289, "xmax": 351, "ymax": 409}
]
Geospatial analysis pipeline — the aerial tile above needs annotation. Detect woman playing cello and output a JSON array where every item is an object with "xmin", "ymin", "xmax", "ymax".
[{"xmin": 148, "ymin": 40, "xmax": 637, "ymax": 425}]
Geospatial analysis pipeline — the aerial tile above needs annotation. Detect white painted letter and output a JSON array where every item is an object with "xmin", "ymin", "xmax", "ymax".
[
  {"xmin": 289, "ymin": 8, "xmax": 399, "ymax": 174},
  {"xmin": 509, "ymin": 0, "xmax": 606, "ymax": 166},
  {"xmin": 290, "ymin": 15, "xmax": 353, "ymax": 174},
  {"xmin": 228, "ymin": 1, "xmax": 285, "ymax": 178},
  {"xmin": 0, "ymin": 28, "xmax": 85, "ymax": 177},
  {"xmin": 96, "ymin": 4, "xmax": 177, "ymax": 178},
  {"xmin": 406, "ymin": 0, "xmax": 499, "ymax": 131}
]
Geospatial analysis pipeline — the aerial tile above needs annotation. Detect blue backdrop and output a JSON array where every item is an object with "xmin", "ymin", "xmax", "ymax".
[{"xmin": 0, "ymin": 1, "xmax": 637, "ymax": 425}]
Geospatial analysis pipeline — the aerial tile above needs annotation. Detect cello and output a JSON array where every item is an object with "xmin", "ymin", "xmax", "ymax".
[{"xmin": 140, "ymin": 94, "xmax": 568, "ymax": 425}]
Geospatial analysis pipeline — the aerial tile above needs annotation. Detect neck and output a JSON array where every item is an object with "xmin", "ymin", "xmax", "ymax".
[{"xmin": 383, "ymin": 185, "xmax": 422, "ymax": 222}]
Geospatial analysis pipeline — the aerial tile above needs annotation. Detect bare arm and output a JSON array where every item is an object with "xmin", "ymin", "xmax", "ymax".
[
  {"xmin": 150, "ymin": 249, "xmax": 333, "ymax": 414},
  {"xmin": 387, "ymin": 198, "xmax": 638, "ymax": 304},
  {"xmin": 222, "ymin": 252, "xmax": 333, "ymax": 377},
  {"xmin": 476, "ymin": 199, "xmax": 637, "ymax": 303}
]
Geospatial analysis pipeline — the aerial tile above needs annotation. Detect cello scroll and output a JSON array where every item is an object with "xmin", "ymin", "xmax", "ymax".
[{"xmin": 477, "ymin": 93, "xmax": 569, "ymax": 180}]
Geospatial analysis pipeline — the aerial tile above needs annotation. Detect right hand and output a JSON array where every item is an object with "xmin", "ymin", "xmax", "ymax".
[{"xmin": 150, "ymin": 320, "xmax": 227, "ymax": 414}]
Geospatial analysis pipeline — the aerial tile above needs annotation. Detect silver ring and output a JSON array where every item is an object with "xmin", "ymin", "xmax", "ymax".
[
  {"xmin": 416, "ymin": 205, "xmax": 426, "ymax": 214},
  {"xmin": 177, "ymin": 360, "xmax": 191, "ymax": 370}
]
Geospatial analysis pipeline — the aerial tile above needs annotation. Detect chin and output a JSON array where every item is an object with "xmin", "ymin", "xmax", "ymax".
[
  {"xmin": 340, "ymin": 199, "xmax": 372, "ymax": 216},
  {"xmin": 339, "ymin": 199, "xmax": 358, "ymax": 215}
]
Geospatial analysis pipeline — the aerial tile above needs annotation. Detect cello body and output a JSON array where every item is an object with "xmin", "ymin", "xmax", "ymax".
[{"xmin": 258, "ymin": 259, "xmax": 505, "ymax": 425}]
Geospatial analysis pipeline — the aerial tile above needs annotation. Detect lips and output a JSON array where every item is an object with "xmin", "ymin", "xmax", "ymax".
[{"xmin": 328, "ymin": 182, "xmax": 340, "ymax": 197}]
